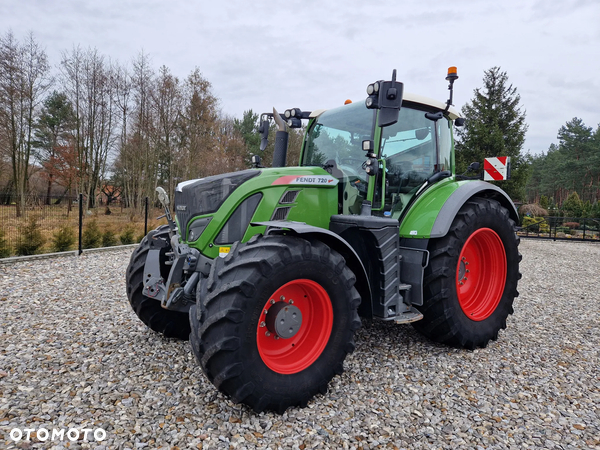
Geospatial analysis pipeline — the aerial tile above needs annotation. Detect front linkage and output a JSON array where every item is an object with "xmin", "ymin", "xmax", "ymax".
[{"xmin": 141, "ymin": 188, "xmax": 211, "ymax": 314}]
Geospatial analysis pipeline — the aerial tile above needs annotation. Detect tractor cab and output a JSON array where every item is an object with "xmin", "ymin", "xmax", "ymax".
[{"xmin": 300, "ymin": 93, "xmax": 460, "ymax": 218}]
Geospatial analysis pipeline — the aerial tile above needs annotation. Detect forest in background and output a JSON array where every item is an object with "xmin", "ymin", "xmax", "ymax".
[
  {"xmin": 1, "ymin": 31, "xmax": 599, "ymax": 221},
  {"xmin": 525, "ymin": 117, "xmax": 600, "ymax": 217},
  {"xmin": 0, "ymin": 31, "xmax": 302, "ymax": 217}
]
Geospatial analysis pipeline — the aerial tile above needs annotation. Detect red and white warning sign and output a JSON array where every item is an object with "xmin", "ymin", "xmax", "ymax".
[{"xmin": 483, "ymin": 157, "xmax": 511, "ymax": 181}]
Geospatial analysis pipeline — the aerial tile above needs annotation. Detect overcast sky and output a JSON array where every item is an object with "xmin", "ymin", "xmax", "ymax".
[{"xmin": 2, "ymin": 0, "xmax": 599, "ymax": 155}]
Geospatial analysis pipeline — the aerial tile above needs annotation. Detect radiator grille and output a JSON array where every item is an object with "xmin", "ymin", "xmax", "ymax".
[{"xmin": 174, "ymin": 170, "xmax": 260, "ymax": 235}]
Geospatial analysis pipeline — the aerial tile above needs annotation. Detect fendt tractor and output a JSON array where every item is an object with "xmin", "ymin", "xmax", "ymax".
[{"xmin": 126, "ymin": 67, "xmax": 521, "ymax": 413}]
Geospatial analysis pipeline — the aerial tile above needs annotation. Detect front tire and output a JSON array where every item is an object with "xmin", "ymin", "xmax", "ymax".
[
  {"xmin": 413, "ymin": 198, "xmax": 521, "ymax": 349},
  {"xmin": 189, "ymin": 234, "xmax": 361, "ymax": 413},
  {"xmin": 126, "ymin": 226, "xmax": 191, "ymax": 340}
]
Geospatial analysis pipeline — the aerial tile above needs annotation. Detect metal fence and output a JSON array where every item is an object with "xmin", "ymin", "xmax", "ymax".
[
  {"xmin": 0, "ymin": 194, "xmax": 165, "ymax": 258},
  {"xmin": 519, "ymin": 216, "xmax": 600, "ymax": 242},
  {"xmin": 3, "ymin": 194, "xmax": 598, "ymax": 259}
]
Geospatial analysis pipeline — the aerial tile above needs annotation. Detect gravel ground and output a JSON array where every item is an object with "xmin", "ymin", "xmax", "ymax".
[{"xmin": 0, "ymin": 238, "xmax": 599, "ymax": 450}]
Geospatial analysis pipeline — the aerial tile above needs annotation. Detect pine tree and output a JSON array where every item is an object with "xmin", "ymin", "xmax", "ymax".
[
  {"xmin": 233, "ymin": 110, "xmax": 261, "ymax": 166},
  {"xmin": 455, "ymin": 67, "xmax": 529, "ymax": 200}
]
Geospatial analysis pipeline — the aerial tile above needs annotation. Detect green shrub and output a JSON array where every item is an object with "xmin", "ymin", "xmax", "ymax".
[
  {"xmin": 15, "ymin": 216, "xmax": 46, "ymax": 256},
  {"xmin": 102, "ymin": 228, "xmax": 118, "ymax": 247},
  {"xmin": 120, "ymin": 225, "xmax": 136, "ymax": 245},
  {"xmin": 0, "ymin": 227, "xmax": 10, "ymax": 258},
  {"xmin": 521, "ymin": 216, "xmax": 550, "ymax": 234},
  {"xmin": 82, "ymin": 219, "xmax": 102, "ymax": 249},
  {"xmin": 51, "ymin": 225, "xmax": 76, "ymax": 252},
  {"xmin": 522, "ymin": 216, "xmax": 542, "ymax": 232},
  {"xmin": 562, "ymin": 192, "xmax": 583, "ymax": 218}
]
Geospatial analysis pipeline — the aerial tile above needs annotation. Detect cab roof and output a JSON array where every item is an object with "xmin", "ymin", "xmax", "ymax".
[{"xmin": 310, "ymin": 92, "xmax": 461, "ymax": 121}]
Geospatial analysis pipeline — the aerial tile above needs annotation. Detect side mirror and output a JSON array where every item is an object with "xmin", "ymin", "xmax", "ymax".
[
  {"xmin": 455, "ymin": 117, "xmax": 466, "ymax": 127},
  {"xmin": 468, "ymin": 161, "xmax": 480, "ymax": 172},
  {"xmin": 258, "ymin": 117, "xmax": 270, "ymax": 151}
]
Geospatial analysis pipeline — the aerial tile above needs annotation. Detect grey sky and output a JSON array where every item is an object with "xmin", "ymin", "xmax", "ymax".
[{"xmin": 2, "ymin": 0, "xmax": 599, "ymax": 155}]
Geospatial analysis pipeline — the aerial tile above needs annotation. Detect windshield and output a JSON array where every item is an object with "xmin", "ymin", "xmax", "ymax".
[
  {"xmin": 302, "ymin": 102, "xmax": 375, "ymax": 215},
  {"xmin": 302, "ymin": 102, "xmax": 375, "ymax": 167},
  {"xmin": 381, "ymin": 106, "xmax": 436, "ymax": 185}
]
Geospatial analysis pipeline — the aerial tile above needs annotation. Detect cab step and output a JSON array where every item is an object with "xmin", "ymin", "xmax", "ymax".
[{"xmin": 394, "ymin": 306, "xmax": 424, "ymax": 324}]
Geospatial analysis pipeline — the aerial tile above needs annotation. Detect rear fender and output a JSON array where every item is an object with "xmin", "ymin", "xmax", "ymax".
[
  {"xmin": 430, "ymin": 181, "xmax": 518, "ymax": 238},
  {"xmin": 399, "ymin": 180, "xmax": 518, "ymax": 239}
]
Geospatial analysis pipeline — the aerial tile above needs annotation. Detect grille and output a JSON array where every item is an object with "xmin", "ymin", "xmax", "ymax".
[
  {"xmin": 215, "ymin": 194, "xmax": 262, "ymax": 244},
  {"xmin": 279, "ymin": 190, "xmax": 300, "ymax": 204},
  {"xmin": 271, "ymin": 206, "xmax": 291, "ymax": 221}
]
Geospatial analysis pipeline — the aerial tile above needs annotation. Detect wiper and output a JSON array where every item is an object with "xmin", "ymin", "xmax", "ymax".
[
  {"xmin": 426, "ymin": 170, "xmax": 452, "ymax": 184},
  {"xmin": 414, "ymin": 171, "xmax": 452, "ymax": 197}
]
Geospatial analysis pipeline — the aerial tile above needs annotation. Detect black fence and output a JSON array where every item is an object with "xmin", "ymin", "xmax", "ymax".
[
  {"xmin": 2, "ymin": 195, "xmax": 598, "ymax": 259},
  {"xmin": 519, "ymin": 216, "xmax": 600, "ymax": 242},
  {"xmin": 0, "ymin": 194, "xmax": 165, "ymax": 259}
]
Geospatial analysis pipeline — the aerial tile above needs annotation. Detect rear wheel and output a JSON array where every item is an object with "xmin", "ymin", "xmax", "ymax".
[
  {"xmin": 126, "ymin": 226, "xmax": 190, "ymax": 340},
  {"xmin": 189, "ymin": 234, "xmax": 361, "ymax": 413},
  {"xmin": 413, "ymin": 198, "xmax": 521, "ymax": 349}
]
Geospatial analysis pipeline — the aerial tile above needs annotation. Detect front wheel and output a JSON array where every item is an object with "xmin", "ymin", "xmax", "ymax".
[
  {"xmin": 189, "ymin": 234, "xmax": 361, "ymax": 413},
  {"xmin": 126, "ymin": 226, "xmax": 191, "ymax": 340},
  {"xmin": 413, "ymin": 198, "xmax": 521, "ymax": 349}
]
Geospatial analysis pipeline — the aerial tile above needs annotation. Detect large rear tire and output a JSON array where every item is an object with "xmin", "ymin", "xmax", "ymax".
[
  {"xmin": 189, "ymin": 234, "xmax": 361, "ymax": 413},
  {"xmin": 126, "ymin": 226, "xmax": 190, "ymax": 340},
  {"xmin": 413, "ymin": 198, "xmax": 521, "ymax": 349}
]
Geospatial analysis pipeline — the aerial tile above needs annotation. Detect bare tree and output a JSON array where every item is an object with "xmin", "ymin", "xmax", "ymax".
[
  {"xmin": 0, "ymin": 31, "xmax": 51, "ymax": 216},
  {"xmin": 179, "ymin": 68, "xmax": 219, "ymax": 178},
  {"xmin": 215, "ymin": 114, "xmax": 248, "ymax": 173},
  {"xmin": 61, "ymin": 46, "xmax": 116, "ymax": 209},
  {"xmin": 151, "ymin": 65, "xmax": 182, "ymax": 199}
]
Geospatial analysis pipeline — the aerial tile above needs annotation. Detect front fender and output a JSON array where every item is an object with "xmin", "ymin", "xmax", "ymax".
[{"xmin": 251, "ymin": 220, "xmax": 373, "ymax": 316}]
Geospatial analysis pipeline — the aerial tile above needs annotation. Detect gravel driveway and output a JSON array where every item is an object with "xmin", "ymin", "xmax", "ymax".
[{"xmin": 1, "ymin": 239, "xmax": 599, "ymax": 449}]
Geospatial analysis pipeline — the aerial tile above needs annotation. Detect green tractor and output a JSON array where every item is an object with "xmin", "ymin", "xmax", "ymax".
[{"xmin": 126, "ymin": 67, "xmax": 520, "ymax": 413}]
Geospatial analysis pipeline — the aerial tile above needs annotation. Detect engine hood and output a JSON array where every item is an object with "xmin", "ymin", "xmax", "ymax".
[{"xmin": 174, "ymin": 169, "xmax": 261, "ymax": 235}]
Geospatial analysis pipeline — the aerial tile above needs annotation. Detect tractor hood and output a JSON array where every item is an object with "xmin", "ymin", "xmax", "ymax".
[{"xmin": 174, "ymin": 169, "xmax": 261, "ymax": 236}]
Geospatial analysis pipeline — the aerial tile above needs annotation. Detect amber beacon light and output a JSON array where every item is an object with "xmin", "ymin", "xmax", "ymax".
[{"xmin": 446, "ymin": 66, "xmax": 458, "ymax": 82}]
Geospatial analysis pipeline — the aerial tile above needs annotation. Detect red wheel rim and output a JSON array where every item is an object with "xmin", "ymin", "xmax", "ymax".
[
  {"xmin": 456, "ymin": 228, "xmax": 507, "ymax": 321},
  {"xmin": 257, "ymin": 279, "xmax": 333, "ymax": 374}
]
